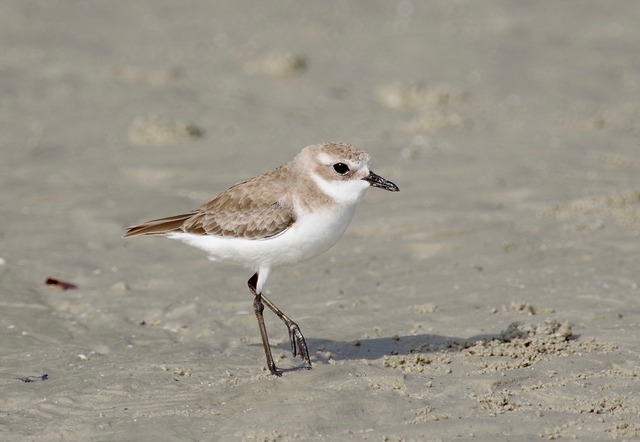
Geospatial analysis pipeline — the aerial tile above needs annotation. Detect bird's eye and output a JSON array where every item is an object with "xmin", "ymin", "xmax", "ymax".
[{"xmin": 333, "ymin": 163, "xmax": 350, "ymax": 175}]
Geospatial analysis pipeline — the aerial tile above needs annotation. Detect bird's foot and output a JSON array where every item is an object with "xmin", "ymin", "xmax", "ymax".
[
  {"xmin": 267, "ymin": 362, "xmax": 312, "ymax": 377},
  {"xmin": 287, "ymin": 321, "xmax": 311, "ymax": 367}
]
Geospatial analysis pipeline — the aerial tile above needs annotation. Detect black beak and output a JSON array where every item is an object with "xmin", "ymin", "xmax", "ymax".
[{"xmin": 363, "ymin": 171, "xmax": 399, "ymax": 192}]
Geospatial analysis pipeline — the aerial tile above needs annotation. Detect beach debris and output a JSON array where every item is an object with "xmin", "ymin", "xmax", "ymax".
[
  {"xmin": 127, "ymin": 116, "xmax": 203, "ymax": 146},
  {"xmin": 243, "ymin": 51, "xmax": 307, "ymax": 77},
  {"xmin": 45, "ymin": 277, "xmax": 77, "ymax": 291},
  {"xmin": 18, "ymin": 374, "xmax": 48, "ymax": 383}
]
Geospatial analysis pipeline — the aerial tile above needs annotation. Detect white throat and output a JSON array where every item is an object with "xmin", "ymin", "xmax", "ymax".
[{"xmin": 310, "ymin": 171, "xmax": 370, "ymax": 207}]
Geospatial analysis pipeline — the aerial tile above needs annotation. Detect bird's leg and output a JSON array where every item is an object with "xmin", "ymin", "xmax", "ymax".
[
  {"xmin": 258, "ymin": 294, "xmax": 311, "ymax": 368},
  {"xmin": 248, "ymin": 273, "xmax": 280, "ymax": 376},
  {"xmin": 247, "ymin": 273, "xmax": 312, "ymax": 375}
]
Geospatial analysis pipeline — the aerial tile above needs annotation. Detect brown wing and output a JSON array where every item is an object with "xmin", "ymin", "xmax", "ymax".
[
  {"xmin": 123, "ymin": 212, "xmax": 197, "ymax": 237},
  {"xmin": 123, "ymin": 165, "xmax": 296, "ymax": 240}
]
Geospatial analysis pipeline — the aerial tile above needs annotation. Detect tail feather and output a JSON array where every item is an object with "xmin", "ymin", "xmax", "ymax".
[{"xmin": 123, "ymin": 212, "xmax": 196, "ymax": 237}]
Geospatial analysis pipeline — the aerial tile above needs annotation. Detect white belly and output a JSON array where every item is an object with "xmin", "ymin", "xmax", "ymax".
[{"xmin": 167, "ymin": 205, "xmax": 357, "ymax": 271}]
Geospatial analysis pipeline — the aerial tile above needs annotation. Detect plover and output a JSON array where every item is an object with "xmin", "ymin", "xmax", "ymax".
[{"xmin": 124, "ymin": 142, "xmax": 399, "ymax": 375}]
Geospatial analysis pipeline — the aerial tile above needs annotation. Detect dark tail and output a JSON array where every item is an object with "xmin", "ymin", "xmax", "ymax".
[{"xmin": 123, "ymin": 212, "xmax": 196, "ymax": 237}]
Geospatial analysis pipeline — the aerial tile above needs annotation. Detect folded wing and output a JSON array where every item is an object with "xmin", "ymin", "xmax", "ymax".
[{"xmin": 124, "ymin": 166, "xmax": 296, "ymax": 240}]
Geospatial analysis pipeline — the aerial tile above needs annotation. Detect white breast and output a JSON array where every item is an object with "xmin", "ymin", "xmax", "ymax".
[{"xmin": 167, "ymin": 204, "xmax": 357, "ymax": 272}]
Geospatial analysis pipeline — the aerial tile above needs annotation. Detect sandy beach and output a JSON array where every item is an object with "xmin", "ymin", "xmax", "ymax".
[{"xmin": 1, "ymin": 1, "xmax": 639, "ymax": 440}]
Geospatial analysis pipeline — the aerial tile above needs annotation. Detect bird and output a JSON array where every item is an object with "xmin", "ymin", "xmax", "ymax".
[{"xmin": 124, "ymin": 142, "xmax": 399, "ymax": 375}]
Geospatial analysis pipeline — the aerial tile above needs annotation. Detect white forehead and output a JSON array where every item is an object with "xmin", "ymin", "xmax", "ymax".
[
  {"xmin": 313, "ymin": 142, "xmax": 371, "ymax": 168},
  {"xmin": 316, "ymin": 151, "xmax": 357, "ymax": 166}
]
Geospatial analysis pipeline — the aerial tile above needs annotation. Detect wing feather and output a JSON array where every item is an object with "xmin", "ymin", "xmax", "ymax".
[{"xmin": 123, "ymin": 165, "xmax": 296, "ymax": 240}]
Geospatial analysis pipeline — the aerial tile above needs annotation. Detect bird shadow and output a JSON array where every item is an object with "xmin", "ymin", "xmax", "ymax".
[
  {"xmin": 261, "ymin": 331, "xmax": 506, "ymax": 364},
  {"xmin": 305, "ymin": 332, "xmax": 500, "ymax": 362},
  {"xmin": 258, "ymin": 322, "xmax": 579, "ymax": 366}
]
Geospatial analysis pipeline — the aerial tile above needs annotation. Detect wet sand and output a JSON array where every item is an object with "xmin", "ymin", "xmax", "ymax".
[{"xmin": 1, "ymin": 1, "xmax": 639, "ymax": 440}]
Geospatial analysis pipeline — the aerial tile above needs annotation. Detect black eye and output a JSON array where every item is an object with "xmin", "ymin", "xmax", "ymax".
[{"xmin": 333, "ymin": 163, "xmax": 350, "ymax": 175}]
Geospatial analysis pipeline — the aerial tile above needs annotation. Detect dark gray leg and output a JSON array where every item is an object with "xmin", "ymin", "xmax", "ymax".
[{"xmin": 248, "ymin": 273, "xmax": 312, "ymax": 375}]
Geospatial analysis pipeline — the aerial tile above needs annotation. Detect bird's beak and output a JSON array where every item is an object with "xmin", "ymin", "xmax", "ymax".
[{"xmin": 363, "ymin": 171, "xmax": 399, "ymax": 192}]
